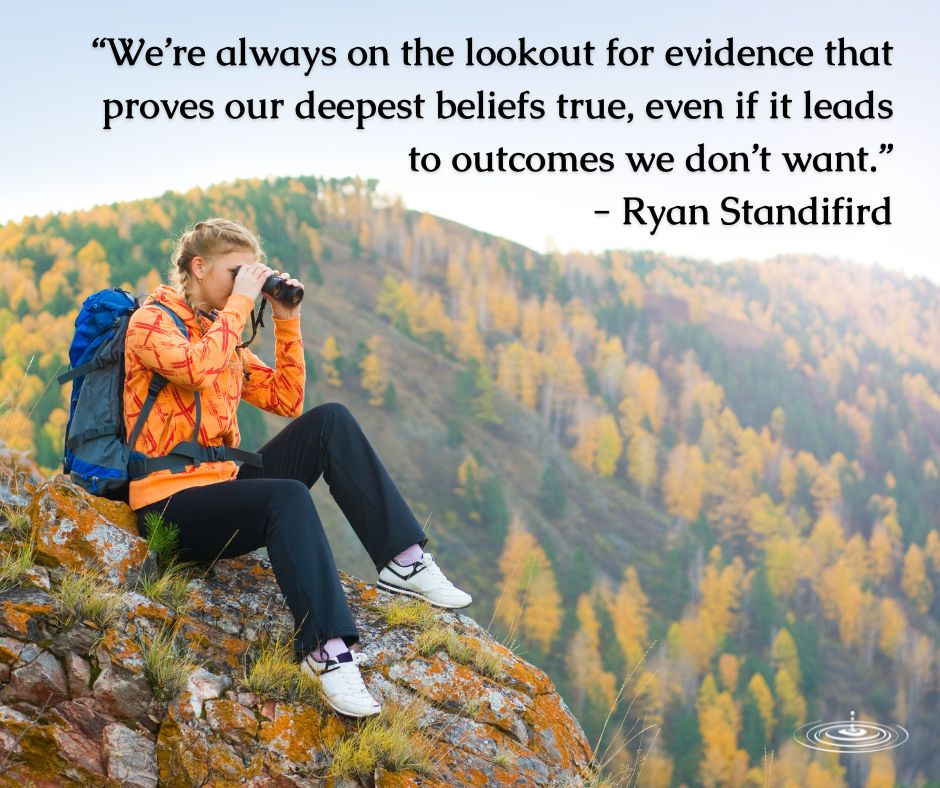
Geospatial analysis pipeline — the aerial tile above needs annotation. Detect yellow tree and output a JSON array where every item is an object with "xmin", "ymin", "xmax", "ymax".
[
  {"xmin": 775, "ymin": 666, "xmax": 807, "ymax": 727},
  {"xmin": 900, "ymin": 544, "xmax": 933, "ymax": 614},
  {"xmin": 493, "ymin": 520, "xmax": 563, "ymax": 652},
  {"xmin": 699, "ymin": 551, "xmax": 746, "ymax": 644},
  {"xmin": 771, "ymin": 629, "xmax": 803, "ymax": 688},
  {"xmin": 76, "ymin": 239, "xmax": 110, "ymax": 299},
  {"xmin": 662, "ymin": 443, "xmax": 705, "ymax": 521},
  {"xmin": 697, "ymin": 679, "xmax": 748, "ymax": 788},
  {"xmin": 595, "ymin": 415, "xmax": 623, "ymax": 478},
  {"xmin": 925, "ymin": 529, "xmax": 940, "ymax": 574},
  {"xmin": 565, "ymin": 593, "xmax": 618, "ymax": 727},
  {"xmin": 864, "ymin": 752, "xmax": 896, "ymax": 788},
  {"xmin": 320, "ymin": 335, "xmax": 343, "ymax": 387},
  {"xmin": 764, "ymin": 536, "xmax": 802, "ymax": 599},
  {"xmin": 455, "ymin": 312, "xmax": 486, "ymax": 364},
  {"xmin": 570, "ymin": 414, "xmax": 600, "ymax": 473},
  {"xmin": 626, "ymin": 427, "xmax": 658, "ymax": 501},
  {"xmin": 747, "ymin": 672, "xmax": 774, "ymax": 743},
  {"xmin": 718, "ymin": 653, "xmax": 739, "ymax": 693},
  {"xmin": 358, "ymin": 335, "xmax": 388, "ymax": 406},
  {"xmin": 878, "ymin": 598, "xmax": 906, "ymax": 659},
  {"xmin": 868, "ymin": 525, "xmax": 898, "ymax": 588},
  {"xmin": 605, "ymin": 566, "xmax": 650, "ymax": 668}
]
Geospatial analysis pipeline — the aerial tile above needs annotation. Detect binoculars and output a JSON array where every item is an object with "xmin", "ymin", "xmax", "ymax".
[{"xmin": 232, "ymin": 266, "xmax": 305, "ymax": 306}]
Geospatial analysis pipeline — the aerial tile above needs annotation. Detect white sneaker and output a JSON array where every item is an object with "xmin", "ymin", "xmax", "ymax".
[
  {"xmin": 301, "ymin": 650, "xmax": 381, "ymax": 718},
  {"xmin": 377, "ymin": 551, "xmax": 473, "ymax": 609}
]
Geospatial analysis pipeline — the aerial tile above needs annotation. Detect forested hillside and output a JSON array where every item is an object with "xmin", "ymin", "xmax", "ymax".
[{"xmin": 1, "ymin": 175, "xmax": 938, "ymax": 786}]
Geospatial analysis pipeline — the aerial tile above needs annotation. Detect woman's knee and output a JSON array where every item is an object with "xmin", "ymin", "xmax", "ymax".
[
  {"xmin": 265, "ymin": 479, "xmax": 315, "ymax": 520},
  {"xmin": 315, "ymin": 401, "xmax": 355, "ymax": 425}
]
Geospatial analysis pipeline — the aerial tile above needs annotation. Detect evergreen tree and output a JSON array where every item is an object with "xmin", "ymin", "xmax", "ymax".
[
  {"xmin": 383, "ymin": 381, "xmax": 397, "ymax": 411},
  {"xmin": 480, "ymin": 475, "xmax": 510, "ymax": 545},
  {"xmin": 565, "ymin": 547, "xmax": 594, "ymax": 603},
  {"xmin": 538, "ymin": 460, "xmax": 567, "ymax": 519}
]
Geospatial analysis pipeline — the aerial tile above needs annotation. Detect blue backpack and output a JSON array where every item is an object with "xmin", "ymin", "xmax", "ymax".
[{"xmin": 58, "ymin": 288, "xmax": 261, "ymax": 500}]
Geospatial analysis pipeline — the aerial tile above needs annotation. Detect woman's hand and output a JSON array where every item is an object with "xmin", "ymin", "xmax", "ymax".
[
  {"xmin": 231, "ymin": 263, "xmax": 273, "ymax": 302},
  {"xmin": 265, "ymin": 270, "xmax": 304, "ymax": 320}
]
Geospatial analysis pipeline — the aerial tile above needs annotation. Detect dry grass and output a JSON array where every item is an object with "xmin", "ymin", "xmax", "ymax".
[
  {"xmin": 136, "ymin": 560, "xmax": 199, "ymax": 612},
  {"xmin": 328, "ymin": 695, "xmax": 438, "ymax": 779},
  {"xmin": 368, "ymin": 596, "xmax": 439, "ymax": 631},
  {"xmin": 237, "ymin": 629, "xmax": 325, "ymax": 708},
  {"xmin": 50, "ymin": 566, "xmax": 124, "ymax": 629},
  {"xmin": 139, "ymin": 621, "xmax": 203, "ymax": 702},
  {"xmin": 415, "ymin": 626, "xmax": 505, "ymax": 681},
  {"xmin": 0, "ymin": 503, "xmax": 31, "ymax": 542},
  {"xmin": 461, "ymin": 696, "xmax": 482, "ymax": 717},
  {"xmin": 491, "ymin": 745, "xmax": 519, "ymax": 770},
  {"xmin": 0, "ymin": 538, "xmax": 35, "ymax": 592}
]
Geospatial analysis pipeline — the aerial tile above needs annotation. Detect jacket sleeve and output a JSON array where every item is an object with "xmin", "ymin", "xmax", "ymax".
[
  {"xmin": 125, "ymin": 295, "xmax": 254, "ymax": 392},
  {"xmin": 240, "ymin": 315, "xmax": 305, "ymax": 417}
]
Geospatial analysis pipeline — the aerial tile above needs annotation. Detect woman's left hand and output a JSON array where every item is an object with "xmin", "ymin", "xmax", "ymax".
[{"xmin": 264, "ymin": 270, "xmax": 304, "ymax": 320}]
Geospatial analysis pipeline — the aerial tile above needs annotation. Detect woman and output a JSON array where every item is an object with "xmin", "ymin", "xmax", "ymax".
[{"xmin": 124, "ymin": 218, "xmax": 471, "ymax": 718}]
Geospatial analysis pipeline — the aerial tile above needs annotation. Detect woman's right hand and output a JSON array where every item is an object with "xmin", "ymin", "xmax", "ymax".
[{"xmin": 230, "ymin": 264, "xmax": 274, "ymax": 302}]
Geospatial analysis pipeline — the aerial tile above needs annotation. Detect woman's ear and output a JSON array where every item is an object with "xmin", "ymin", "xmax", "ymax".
[{"xmin": 191, "ymin": 255, "xmax": 206, "ymax": 281}]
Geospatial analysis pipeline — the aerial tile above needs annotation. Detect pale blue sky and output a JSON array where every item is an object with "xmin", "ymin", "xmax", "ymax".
[{"xmin": 2, "ymin": 1, "xmax": 937, "ymax": 282}]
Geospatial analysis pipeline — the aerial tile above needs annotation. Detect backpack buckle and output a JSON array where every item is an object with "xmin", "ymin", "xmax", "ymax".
[{"xmin": 204, "ymin": 445, "xmax": 227, "ymax": 462}]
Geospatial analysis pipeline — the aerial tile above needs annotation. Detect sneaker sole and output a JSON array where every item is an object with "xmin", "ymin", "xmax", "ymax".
[
  {"xmin": 377, "ymin": 579, "xmax": 472, "ymax": 609},
  {"xmin": 324, "ymin": 697, "xmax": 382, "ymax": 718}
]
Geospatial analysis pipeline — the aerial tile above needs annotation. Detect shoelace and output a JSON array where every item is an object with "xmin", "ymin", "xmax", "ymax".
[
  {"xmin": 332, "ymin": 660, "xmax": 376, "ymax": 701},
  {"xmin": 417, "ymin": 552, "xmax": 456, "ymax": 591}
]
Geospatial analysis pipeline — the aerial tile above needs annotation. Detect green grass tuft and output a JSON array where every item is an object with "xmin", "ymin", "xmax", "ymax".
[
  {"xmin": 50, "ymin": 567, "xmax": 124, "ymax": 629},
  {"xmin": 142, "ymin": 510, "xmax": 181, "ymax": 566},
  {"xmin": 0, "ymin": 538, "xmax": 35, "ymax": 591},
  {"xmin": 0, "ymin": 502, "xmax": 32, "ymax": 542},
  {"xmin": 139, "ymin": 622, "xmax": 202, "ymax": 702},
  {"xmin": 136, "ymin": 559, "xmax": 198, "ymax": 611}
]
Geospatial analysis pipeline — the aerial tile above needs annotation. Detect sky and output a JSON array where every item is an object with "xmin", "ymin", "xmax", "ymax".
[{"xmin": 2, "ymin": 1, "xmax": 938, "ymax": 283}]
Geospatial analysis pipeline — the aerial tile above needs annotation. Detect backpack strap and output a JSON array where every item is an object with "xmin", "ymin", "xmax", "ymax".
[
  {"xmin": 126, "ymin": 300, "xmax": 263, "ymax": 479},
  {"xmin": 58, "ymin": 357, "xmax": 105, "ymax": 385}
]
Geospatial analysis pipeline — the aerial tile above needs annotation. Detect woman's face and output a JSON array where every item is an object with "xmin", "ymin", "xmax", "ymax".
[{"xmin": 192, "ymin": 249, "xmax": 258, "ymax": 312}]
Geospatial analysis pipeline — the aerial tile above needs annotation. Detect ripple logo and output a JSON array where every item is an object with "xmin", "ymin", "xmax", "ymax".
[{"xmin": 794, "ymin": 710, "xmax": 909, "ymax": 753}]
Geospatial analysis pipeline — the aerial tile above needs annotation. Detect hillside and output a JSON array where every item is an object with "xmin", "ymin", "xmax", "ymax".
[{"xmin": 1, "ymin": 174, "xmax": 939, "ymax": 785}]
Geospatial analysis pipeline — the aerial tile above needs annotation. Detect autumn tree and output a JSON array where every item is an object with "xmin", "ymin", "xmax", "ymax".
[
  {"xmin": 358, "ymin": 334, "xmax": 389, "ymax": 406},
  {"xmin": 320, "ymin": 335, "xmax": 343, "ymax": 386}
]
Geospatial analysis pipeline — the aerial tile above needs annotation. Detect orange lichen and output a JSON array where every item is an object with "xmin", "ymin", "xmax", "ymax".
[{"xmin": 257, "ymin": 704, "xmax": 344, "ymax": 762}]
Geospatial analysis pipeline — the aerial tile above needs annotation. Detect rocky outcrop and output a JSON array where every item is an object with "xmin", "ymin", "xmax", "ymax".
[{"xmin": 0, "ymin": 463, "xmax": 596, "ymax": 785}]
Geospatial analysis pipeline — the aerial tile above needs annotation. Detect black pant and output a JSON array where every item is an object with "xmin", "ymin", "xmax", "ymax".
[{"xmin": 135, "ymin": 401, "xmax": 428, "ymax": 660}]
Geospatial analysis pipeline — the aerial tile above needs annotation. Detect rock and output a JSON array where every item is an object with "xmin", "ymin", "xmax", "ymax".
[
  {"xmin": 0, "ymin": 649, "xmax": 69, "ymax": 707},
  {"xmin": 0, "ymin": 459, "xmax": 597, "ymax": 785},
  {"xmin": 92, "ymin": 646, "xmax": 153, "ymax": 722},
  {"xmin": 101, "ymin": 722, "xmax": 158, "ymax": 787},
  {"xmin": 64, "ymin": 653, "xmax": 92, "ymax": 698},
  {"xmin": 0, "ymin": 444, "xmax": 44, "ymax": 508},
  {"xmin": 28, "ymin": 474, "xmax": 150, "ymax": 585},
  {"xmin": 184, "ymin": 667, "xmax": 232, "ymax": 717},
  {"xmin": 50, "ymin": 699, "xmax": 115, "ymax": 742},
  {"xmin": 47, "ymin": 621, "xmax": 101, "ymax": 657}
]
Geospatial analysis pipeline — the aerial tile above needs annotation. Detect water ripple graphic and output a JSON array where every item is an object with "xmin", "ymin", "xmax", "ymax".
[{"xmin": 794, "ymin": 711, "xmax": 909, "ymax": 753}]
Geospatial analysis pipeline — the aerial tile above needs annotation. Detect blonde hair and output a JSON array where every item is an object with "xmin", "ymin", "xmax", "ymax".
[{"xmin": 169, "ymin": 218, "xmax": 266, "ymax": 313}]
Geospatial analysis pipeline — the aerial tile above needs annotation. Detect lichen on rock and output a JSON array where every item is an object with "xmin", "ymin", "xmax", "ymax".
[{"xmin": 0, "ymin": 459, "xmax": 596, "ymax": 786}]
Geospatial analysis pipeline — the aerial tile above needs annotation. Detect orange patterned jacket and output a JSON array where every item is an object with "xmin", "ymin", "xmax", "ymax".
[{"xmin": 123, "ymin": 284, "xmax": 305, "ymax": 510}]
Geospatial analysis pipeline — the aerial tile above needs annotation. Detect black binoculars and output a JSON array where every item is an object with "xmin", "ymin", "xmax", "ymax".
[{"xmin": 232, "ymin": 266, "xmax": 304, "ymax": 307}]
